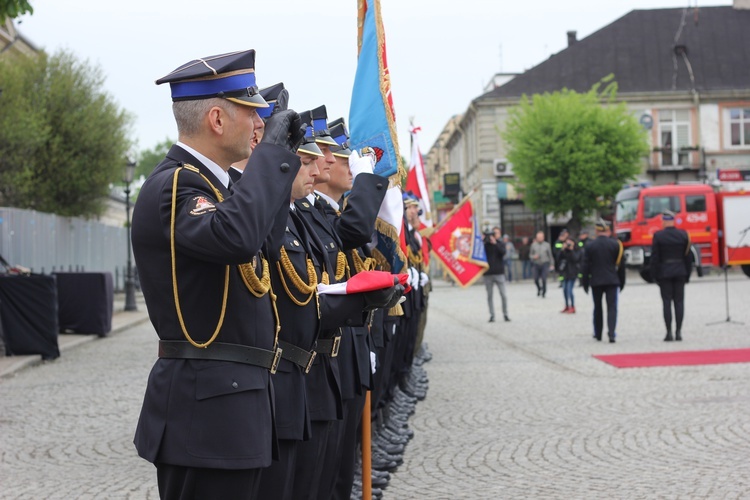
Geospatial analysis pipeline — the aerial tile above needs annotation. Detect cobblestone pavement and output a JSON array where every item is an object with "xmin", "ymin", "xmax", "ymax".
[{"xmin": 1, "ymin": 272, "xmax": 749, "ymax": 499}]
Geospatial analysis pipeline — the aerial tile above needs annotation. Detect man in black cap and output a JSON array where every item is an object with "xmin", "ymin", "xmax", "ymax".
[
  {"xmin": 581, "ymin": 218, "xmax": 626, "ymax": 343},
  {"xmin": 131, "ymin": 49, "xmax": 306, "ymax": 499},
  {"xmin": 650, "ymin": 210, "xmax": 692, "ymax": 341}
]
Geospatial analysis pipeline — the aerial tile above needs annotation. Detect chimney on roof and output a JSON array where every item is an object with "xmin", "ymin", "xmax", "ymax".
[
  {"xmin": 567, "ymin": 31, "xmax": 577, "ymax": 47},
  {"xmin": 734, "ymin": 0, "xmax": 750, "ymax": 9}
]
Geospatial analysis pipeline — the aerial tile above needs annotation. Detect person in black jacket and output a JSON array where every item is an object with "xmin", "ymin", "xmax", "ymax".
[
  {"xmin": 483, "ymin": 230, "xmax": 510, "ymax": 323},
  {"xmin": 650, "ymin": 210, "xmax": 692, "ymax": 341},
  {"xmin": 581, "ymin": 219, "xmax": 626, "ymax": 343},
  {"xmin": 557, "ymin": 237, "xmax": 581, "ymax": 313}
]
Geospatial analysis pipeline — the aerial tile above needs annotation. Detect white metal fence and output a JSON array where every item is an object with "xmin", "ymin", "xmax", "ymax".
[{"xmin": 0, "ymin": 207, "xmax": 130, "ymax": 290}]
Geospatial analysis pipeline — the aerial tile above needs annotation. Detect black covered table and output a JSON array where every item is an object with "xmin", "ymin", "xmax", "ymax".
[
  {"xmin": 0, "ymin": 274, "xmax": 60, "ymax": 359},
  {"xmin": 54, "ymin": 272, "xmax": 113, "ymax": 337}
]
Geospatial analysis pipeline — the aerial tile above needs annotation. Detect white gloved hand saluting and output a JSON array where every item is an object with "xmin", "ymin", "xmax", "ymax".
[{"xmin": 349, "ymin": 149, "xmax": 375, "ymax": 180}]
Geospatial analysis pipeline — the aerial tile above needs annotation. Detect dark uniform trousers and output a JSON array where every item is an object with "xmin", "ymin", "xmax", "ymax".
[
  {"xmin": 130, "ymin": 144, "xmax": 301, "ymax": 499},
  {"xmin": 313, "ymin": 177, "xmax": 386, "ymax": 500},
  {"xmin": 592, "ymin": 285, "xmax": 619, "ymax": 341},
  {"xmin": 581, "ymin": 235, "xmax": 625, "ymax": 342},
  {"xmin": 395, "ymin": 225, "xmax": 425, "ymax": 386},
  {"xmin": 651, "ymin": 226, "xmax": 691, "ymax": 336},
  {"xmin": 262, "ymin": 207, "xmax": 370, "ymax": 500},
  {"xmin": 292, "ymin": 197, "xmax": 347, "ymax": 500}
]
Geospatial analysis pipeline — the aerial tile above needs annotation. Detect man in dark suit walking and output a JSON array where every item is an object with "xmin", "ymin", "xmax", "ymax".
[
  {"xmin": 581, "ymin": 219, "xmax": 626, "ymax": 343},
  {"xmin": 650, "ymin": 210, "xmax": 692, "ymax": 341}
]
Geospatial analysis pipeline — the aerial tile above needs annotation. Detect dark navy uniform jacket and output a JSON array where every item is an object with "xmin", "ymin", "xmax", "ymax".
[
  {"xmin": 294, "ymin": 197, "xmax": 346, "ymax": 420},
  {"xmin": 650, "ymin": 227, "xmax": 691, "ymax": 281},
  {"xmin": 131, "ymin": 143, "xmax": 299, "ymax": 470},
  {"xmin": 266, "ymin": 207, "xmax": 369, "ymax": 440},
  {"xmin": 581, "ymin": 235, "xmax": 626, "ymax": 289},
  {"xmin": 319, "ymin": 173, "xmax": 387, "ymax": 396}
]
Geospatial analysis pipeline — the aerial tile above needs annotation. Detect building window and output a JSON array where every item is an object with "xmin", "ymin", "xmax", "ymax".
[
  {"xmin": 658, "ymin": 109, "xmax": 691, "ymax": 167},
  {"xmin": 728, "ymin": 107, "xmax": 750, "ymax": 147}
]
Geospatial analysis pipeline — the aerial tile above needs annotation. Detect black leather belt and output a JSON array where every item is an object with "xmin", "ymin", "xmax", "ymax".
[
  {"xmin": 158, "ymin": 340, "xmax": 282, "ymax": 374},
  {"xmin": 313, "ymin": 335, "xmax": 341, "ymax": 357},
  {"xmin": 663, "ymin": 258, "xmax": 684, "ymax": 263},
  {"xmin": 278, "ymin": 340, "xmax": 316, "ymax": 373}
]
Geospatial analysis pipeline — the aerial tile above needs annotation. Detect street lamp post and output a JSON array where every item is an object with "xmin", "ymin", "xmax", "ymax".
[{"xmin": 124, "ymin": 159, "xmax": 138, "ymax": 311}]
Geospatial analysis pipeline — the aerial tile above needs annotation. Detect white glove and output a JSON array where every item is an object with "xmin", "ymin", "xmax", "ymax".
[
  {"xmin": 349, "ymin": 149, "xmax": 375, "ymax": 180},
  {"xmin": 408, "ymin": 267, "xmax": 419, "ymax": 290},
  {"xmin": 419, "ymin": 271, "xmax": 429, "ymax": 288},
  {"xmin": 370, "ymin": 351, "xmax": 377, "ymax": 374}
]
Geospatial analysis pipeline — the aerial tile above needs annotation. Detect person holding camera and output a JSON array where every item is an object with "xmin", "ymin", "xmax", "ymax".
[
  {"xmin": 483, "ymin": 229, "xmax": 511, "ymax": 323},
  {"xmin": 557, "ymin": 237, "xmax": 581, "ymax": 313}
]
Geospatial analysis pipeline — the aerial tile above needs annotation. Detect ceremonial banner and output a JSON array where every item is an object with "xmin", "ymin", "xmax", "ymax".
[
  {"xmin": 373, "ymin": 186, "xmax": 408, "ymax": 273},
  {"xmin": 430, "ymin": 200, "xmax": 488, "ymax": 287},
  {"xmin": 349, "ymin": 0, "xmax": 404, "ymax": 180},
  {"xmin": 405, "ymin": 126, "xmax": 433, "ymax": 228}
]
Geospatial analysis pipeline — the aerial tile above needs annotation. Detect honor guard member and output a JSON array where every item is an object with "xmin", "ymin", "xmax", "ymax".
[
  {"xmin": 581, "ymin": 218, "xmax": 626, "ymax": 343},
  {"xmin": 258, "ymin": 127, "xmax": 398, "ymax": 499},
  {"xmin": 650, "ymin": 210, "xmax": 692, "ymax": 341},
  {"xmin": 229, "ymin": 82, "xmax": 288, "ymax": 182},
  {"xmin": 316, "ymin": 117, "xmax": 390, "ymax": 499},
  {"xmin": 397, "ymin": 192, "xmax": 428, "ymax": 396},
  {"xmin": 131, "ymin": 49, "xmax": 305, "ymax": 499},
  {"xmin": 290, "ymin": 106, "xmax": 348, "ymax": 499}
]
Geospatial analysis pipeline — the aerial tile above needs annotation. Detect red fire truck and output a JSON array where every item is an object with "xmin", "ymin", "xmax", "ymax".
[{"xmin": 614, "ymin": 180, "xmax": 750, "ymax": 282}]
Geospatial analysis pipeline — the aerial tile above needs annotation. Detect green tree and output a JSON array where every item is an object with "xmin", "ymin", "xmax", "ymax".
[
  {"xmin": 0, "ymin": 50, "xmax": 133, "ymax": 216},
  {"xmin": 136, "ymin": 138, "xmax": 173, "ymax": 179},
  {"xmin": 503, "ymin": 76, "xmax": 649, "ymax": 235},
  {"xmin": 0, "ymin": 0, "xmax": 32, "ymax": 22}
]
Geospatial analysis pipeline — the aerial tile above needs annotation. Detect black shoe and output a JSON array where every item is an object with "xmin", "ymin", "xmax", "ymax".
[
  {"xmin": 664, "ymin": 333, "xmax": 673, "ymax": 342},
  {"xmin": 504, "ymin": 315, "xmax": 511, "ymax": 322},
  {"xmin": 609, "ymin": 337, "xmax": 616, "ymax": 343},
  {"xmin": 489, "ymin": 316, "xmax": 495, "ymax": 323},
  {"xmin": 537, "ymin": 289, "xmax": 541, "ymax": 296},
  {"xmin": 371, "ymin": 475, "xmax": 389, "ymax": 488},
  {"xmin": 675, "ymin": 332, "xmax": 682, "ymax": 341}
]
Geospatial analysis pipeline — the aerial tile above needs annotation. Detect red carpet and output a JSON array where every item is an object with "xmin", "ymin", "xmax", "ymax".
[{"xmin": 594, "ymin": 348, "xmax": 750, "ymax": 368}]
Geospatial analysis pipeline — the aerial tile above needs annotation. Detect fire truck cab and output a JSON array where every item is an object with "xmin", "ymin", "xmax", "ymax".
[{"xmin": 615, "ymin": 183, "xmax": 717, "ymax": 281}]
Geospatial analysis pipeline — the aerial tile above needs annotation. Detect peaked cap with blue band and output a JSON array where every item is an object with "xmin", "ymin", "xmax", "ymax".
[
  {"xmin": 256, "ymin": 82, "xmax": 285, "ymax": 119},
  {"xmin": 662, "ymin": 210, "xmax": 676, "ymax": 221},
  {"xmin": 296, "ymin": 109, "xmax": 324, "ymax": 157},
  {"xmin": 328, "ymin": 122, "xmax": 352, "ymax": 158},
  {"xmin": 155, "ymin": 49, "xmax": 268, "ymax": 108},
  {"xmin": 307, "ymin": 105, "xmax": 338, "ymax": 146}
]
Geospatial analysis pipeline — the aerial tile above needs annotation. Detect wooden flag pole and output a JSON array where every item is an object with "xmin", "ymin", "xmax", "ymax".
[{"xmin": 361, "ymin": 390, "xmax": 373, "ymax": 499}]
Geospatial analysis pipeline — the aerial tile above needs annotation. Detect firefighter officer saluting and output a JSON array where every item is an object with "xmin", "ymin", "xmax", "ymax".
[
  {"xmin": 650, "ymin": 210, "xmax": 692, "ymax": 342},
  {"xmin": 130, "ymin": 49, "xmax": 306, "ymax": 498}
]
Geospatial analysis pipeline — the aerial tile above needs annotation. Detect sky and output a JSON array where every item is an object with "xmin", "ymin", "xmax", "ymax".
[{"xmin": 14, "ymin": 0, "xmax": 729, "ymax": 160}]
